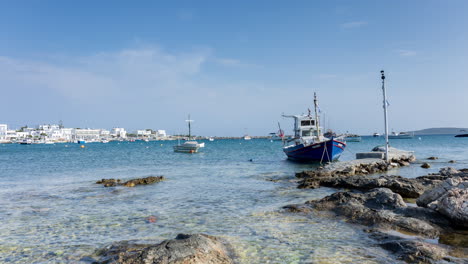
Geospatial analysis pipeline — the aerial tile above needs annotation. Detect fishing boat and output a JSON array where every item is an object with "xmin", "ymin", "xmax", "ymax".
[
  {"xmin": 208, "ymin": 137, "xmax": 214, "ymax": 141},
  {"xmin": 388, "ymin": 132, "xmax": 414, "ymax": 139},
  {"xmin": 173, "ymin": 115, "xmax": 204, "ymax": 153},
  {"xmin": 282, "ymin": 93, "xmax": 346, "ymax": 162},
  {"xmin": 373, "ymin": 132, "xmax": 380, "ymax": 137}
]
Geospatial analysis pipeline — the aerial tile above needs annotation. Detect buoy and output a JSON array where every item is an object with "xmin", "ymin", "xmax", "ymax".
[{"xmin": 80, "ymin": 145, "xmax": 85, "ymax": 148}]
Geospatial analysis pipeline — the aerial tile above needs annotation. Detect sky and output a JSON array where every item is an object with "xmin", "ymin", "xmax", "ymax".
[{"xmin": 1, "ymin": 0, "xmax": 467, "ymax": 136}]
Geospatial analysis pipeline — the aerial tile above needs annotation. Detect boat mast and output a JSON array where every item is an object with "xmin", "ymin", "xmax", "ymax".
[
  {"xmin": 186, "ymin": 114, "xmax": 192, "ymax": 140},
  {"xmin": 313, "ymin": 92, "xmax": 320, "ymax": 138},
  {"xmin": 381, "ymin": 70, "xmax": 389, "ymax": 162}
]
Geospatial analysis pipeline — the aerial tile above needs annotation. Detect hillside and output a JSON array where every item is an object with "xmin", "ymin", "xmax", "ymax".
[{"xmin": 410, "ymin": 127, "xmax": 468, "ymax": 135}]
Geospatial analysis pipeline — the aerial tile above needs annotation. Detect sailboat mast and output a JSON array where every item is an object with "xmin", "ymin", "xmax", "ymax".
[
  {"xmin": 381, "ymin": 70, "xmax": 389, "ymax": 162},
  {"xmin": 313, "ymin": 93, "xmax": 320, "ymax": 137},
  {"xmin": 188, "ymin": 114, "xmax": 191, "ymax": 140}
]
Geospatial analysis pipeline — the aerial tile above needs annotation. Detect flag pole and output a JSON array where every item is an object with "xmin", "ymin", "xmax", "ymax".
[{"xmin": 381, "ymin": 70, "xmax": 389, "ymax": 163}]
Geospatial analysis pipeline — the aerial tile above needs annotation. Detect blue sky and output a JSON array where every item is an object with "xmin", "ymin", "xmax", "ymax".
[{"xmin": 1, "ymin": 0, "xmax": 467, "ymax": 136}]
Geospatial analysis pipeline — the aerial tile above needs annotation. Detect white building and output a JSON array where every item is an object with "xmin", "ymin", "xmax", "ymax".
[
  {"xmin": 156, "ymin": 130, "xmax": 167, "ymax": 138},
  {"xmin": 136, "ymin": 129, "xmax": 152, "ymax": 137},
  {"xmin": 73, "ymin": 129, "xmax": 101, "ymax": 141},
  {"xmin": 111, "ymin": 128, "xmax": 127, "ymax": 138}
]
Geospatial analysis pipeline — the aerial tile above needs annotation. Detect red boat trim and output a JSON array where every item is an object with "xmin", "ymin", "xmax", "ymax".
[{"xmin": 333, "ymin": 144, "xmax": 345, "ymax": 150}]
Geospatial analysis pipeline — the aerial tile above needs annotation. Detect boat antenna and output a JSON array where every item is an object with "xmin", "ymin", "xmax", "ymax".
[
  {"xmin": 381, "ymin": 70, "xmax": 389, "ymax": 163},
  {"xmin": 314, "ymin": 92, "xmax": 320, "ymax": 138}
]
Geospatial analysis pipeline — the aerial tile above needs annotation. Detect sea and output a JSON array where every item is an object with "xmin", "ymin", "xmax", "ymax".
[{"xmin": 0, "ymin": 135, "xmax": 467, "ymax": 263}]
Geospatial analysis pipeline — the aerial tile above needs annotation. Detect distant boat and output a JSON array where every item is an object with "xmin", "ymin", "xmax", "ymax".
[
  {"xmin": 101, "ymin": 139, "xmax": 109, "ymax": 143},
  {"xmin": 77, "ymin": 140, "xmax": 86, "ymax": 144},
  {"xmin": 373, "ymin": 133, "xmax": 380, "ymax": 137},
  {"xmin": 388, "ymin": 132, "xmax": 414, "ymax": 139},
  {"xmin": 208, "ymin": 137, "xmax": 214, "ymax": 141},
  {"xmin": 343, "ymin": 134, "xmax": 362, "ymax": 142},
  {"xmin": 269, "ymin": 122, "xmax": 286, "ymax": 141},
  {"xmin": 174, "ymin": 115, "xmax": 204, "ymax": 153},
  {"xmin": 243, "ymin": 135, "xmax": 252, "ymax": 140},
  {"xmin": 18, "ymin": 139, "xmax": 32, "ymax": 145},
  {"xmin": 455, "ymin": 134, "xmax": 468, "ymax": 138},
  {"xmin": 282, "ymin": 93, "xmax": 346, "ymax": 162}
]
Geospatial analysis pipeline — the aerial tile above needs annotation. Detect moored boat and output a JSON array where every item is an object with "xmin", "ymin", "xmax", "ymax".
[
  {"xmin": 455, "ymin": 134, "xmax": 468, "ymax": 137},
  {"xmin": 282, "ymin": 93, "xmax": 346, "ymax": 162},
  {"xmin": 269, "ymin": 122, "xmax": 286, "ymax": 141},
  {"xmin": 18, "ymin": 139, "xmax": 32, "ymax": 145},
  {"xmin": 174, "ymin": 115, "xmax": 204, "ymax": 153},
  {"xmin": 388, "ymin": 132, "xmax": 414, "ymax": 139}
]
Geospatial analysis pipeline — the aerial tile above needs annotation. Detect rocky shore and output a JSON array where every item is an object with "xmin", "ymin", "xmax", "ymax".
[
  {"xmin": 92, "ymin": 234, "xmax": 234, "ymax": 264},
  {"xmin": 96, "ymin": 176, "xmax": 165, "ymax": 187},
  {"xmin": 285, "ymin": 166, "xmax": 468, "ymax": 263}
]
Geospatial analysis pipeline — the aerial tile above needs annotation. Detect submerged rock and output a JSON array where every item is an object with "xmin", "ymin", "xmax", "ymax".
[
  {"xmin": 427, "ymin": 156, "xmax": 439, "ymax": 160},
  {"xmin": 421, "ymin": 163, "xmax": 431, "ymax": 168},
  {"xmin": 366, "ymin": 230, "xmax": 466, "ymax": 263},
  {"xmin": 94, "ymin": 234, "xmax": 234, "ymax": 264},
  {"xmin": 96, "ymin": 176, "xmax": 165, "ymax": 187}
]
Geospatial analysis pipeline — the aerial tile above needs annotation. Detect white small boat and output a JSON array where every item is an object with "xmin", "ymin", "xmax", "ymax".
[
  {"xmin": 101, "ymin": 139, "xmax": 109, "ymax": 143},
  {"xmin": 209, "ymin": 137, "xmax": 214, "ymax": 141},
  {"xmin": 174, "ymin": 115, "xmax": 204, "ymax": 153},
  {"xmin": 388, "ymin": 132, "xmax": 414, "ymax": 139},
  {"xmin": 243, "ymin": 135, "xmax": 252, "ymax": 140},
  {"xmin": 173, "ymin": 141, "xmax": 202, "ymax": 153},
  {"xmin": 19, "ymin": 139, "xmax": 32, "ymax": 145},
  {"xmin": 373, "ymin": 133, "xmax": 380, "ymax": 137}
]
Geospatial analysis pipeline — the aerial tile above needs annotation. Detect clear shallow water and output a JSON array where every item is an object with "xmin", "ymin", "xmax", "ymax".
[{"xmin": 0, "ymin": 136, "xmax": 467, "ymax": 263}]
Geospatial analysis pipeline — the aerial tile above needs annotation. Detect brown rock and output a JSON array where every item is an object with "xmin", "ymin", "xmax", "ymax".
[{"xmin": 421, "ymin": 163, "xmax": 431, "ymax": 169}]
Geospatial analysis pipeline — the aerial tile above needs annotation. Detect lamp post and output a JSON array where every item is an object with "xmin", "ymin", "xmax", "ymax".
[{"xmin": 381, "ymin": 70, "xmax": 389, "ymax": 163}]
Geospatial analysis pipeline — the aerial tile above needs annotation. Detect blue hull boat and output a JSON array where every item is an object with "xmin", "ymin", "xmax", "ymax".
[
  {"xmin": 283, "ymin": 138, "xmax": 346, "ymax": 162},
  {"xmin": 282, "ymin": 93, "xmax": 346, "ymax": 163}
]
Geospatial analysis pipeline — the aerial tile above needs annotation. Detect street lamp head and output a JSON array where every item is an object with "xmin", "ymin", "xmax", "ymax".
[{"xmin": 381, "ymin": 70, "xmax": 385, "ymax": 80}]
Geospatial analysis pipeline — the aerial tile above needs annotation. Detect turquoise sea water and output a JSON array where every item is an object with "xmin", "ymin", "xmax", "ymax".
[{"xmin": 0, "ymin": 136, "xmax": 467, "ymax": 263}]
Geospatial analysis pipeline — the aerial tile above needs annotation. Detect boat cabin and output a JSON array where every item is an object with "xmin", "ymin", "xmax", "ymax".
[{"xmin": 283, "ymin": 114, "xmax": 323, "ymax": 143}]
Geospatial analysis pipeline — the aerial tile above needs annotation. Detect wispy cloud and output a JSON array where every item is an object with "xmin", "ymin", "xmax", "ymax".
[
  {"xmin": 315, "ymin": 74, "xmax": 337, "ymax": 79},
  {"xmin": 0, "ymin": 46, "xmax": 272, "ymax": 133},
  {"xmin": 395, "ymin": 49, "xmax": 417, "ymax": 57},
  {"xmin": 213, "ymin": 58, "xmax": 262, "ymax": 68},
  {"xmin": 340, "ymin": 21, "xmax": 367, "ymax": 29}
]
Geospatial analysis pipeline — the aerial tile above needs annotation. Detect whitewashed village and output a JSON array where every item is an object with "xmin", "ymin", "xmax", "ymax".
[{"xmin": 0, "ymin": 123, "xmax": 169, "ymax": 144}]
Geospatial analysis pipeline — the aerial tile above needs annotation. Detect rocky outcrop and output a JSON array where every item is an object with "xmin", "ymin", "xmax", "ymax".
[
  {"xmin": 296, "ymin": 188, "xmax": 443, "ymax": 238},
  {"xmin": 286, "ymin": 168, "xmax": 468, "ymax": 263},
  {"xmin": 94, "ymin": 234, "xmax": 234, "ymax": 264},
  {"xmin": 298, "ymin": 175, "xmax": 427, "ymax": 198},
  {"xmin": 296, "ymin": 147, "xmax": 415, "ymax": 179},
  {"xmin": 96, "ymin": 176, "xmax": 165, "ymax": 187},
  {"xmin": 417, "ymin": 176, "xmax": 468, "ymax": 228}
]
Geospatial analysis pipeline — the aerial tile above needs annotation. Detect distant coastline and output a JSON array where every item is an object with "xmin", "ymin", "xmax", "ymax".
[{"xmin": 409, "ymin": 127, "xmax": 468, "ymax": 135}]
